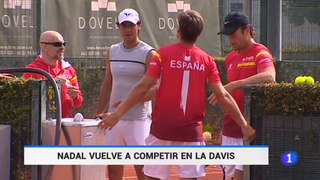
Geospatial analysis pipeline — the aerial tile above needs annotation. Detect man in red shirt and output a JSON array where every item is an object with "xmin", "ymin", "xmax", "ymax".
[
  {"xmin": 24, "ymin": 31, "xmax": 83, "ymax": 118},
  {"xmin": 212, "ymin": 12, "xmax": 276, "ymax": 180},
  {"xmin": 98, "ymin": 10, "xmax": 256, "ymax": 180}
]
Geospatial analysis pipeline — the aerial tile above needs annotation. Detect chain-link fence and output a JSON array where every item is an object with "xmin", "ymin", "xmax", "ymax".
[{"xmin": 219, "ymin": 0, "xmax": 320, "ymax": 60}]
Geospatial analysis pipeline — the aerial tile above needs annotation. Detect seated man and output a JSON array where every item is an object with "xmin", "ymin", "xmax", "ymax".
[{"xmin": 24, "ymin": 30, "xmax": 83, "ymax": 118}]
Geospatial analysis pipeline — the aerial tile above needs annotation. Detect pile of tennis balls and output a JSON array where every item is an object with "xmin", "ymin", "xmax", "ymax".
[{"xmin": 294, "ymin": 76, "xmax": 315, "ymax": 85}]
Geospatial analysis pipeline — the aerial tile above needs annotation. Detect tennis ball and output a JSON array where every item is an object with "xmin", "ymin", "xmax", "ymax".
[
  {"xmin": 294, "ymin": 76, "xmax": 306, "ymax": 85},
  {"xmin": 305, "ymin": 76, "xmax": 315, "ymax": 85},
  {"xmin": 203, "ymin": 131, "xmax": 212, "ymax": 141},
  {"xmin": 74, "ymin": 113, "xmax": 84, "ymax": 122}
]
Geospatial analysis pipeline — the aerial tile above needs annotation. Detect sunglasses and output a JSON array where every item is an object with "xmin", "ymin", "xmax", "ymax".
[{"xmin": 41, "ymin": 42, "xmax": 66, "ymax": 47}]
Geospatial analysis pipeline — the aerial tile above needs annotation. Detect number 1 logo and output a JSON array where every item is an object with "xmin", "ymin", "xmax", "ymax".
[{"xmin": 281, "ymin": 151, "xmax": 298, "ymax": 166}]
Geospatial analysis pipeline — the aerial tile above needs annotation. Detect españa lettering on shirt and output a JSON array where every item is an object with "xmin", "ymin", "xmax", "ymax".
[{"xmin": 170, "ymin": 60, "xmax": 205, "ymax": 71}]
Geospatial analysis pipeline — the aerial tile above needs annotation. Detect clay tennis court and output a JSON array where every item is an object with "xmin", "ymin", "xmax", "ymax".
[{"xmin": 105, "ymin": 165, "xmax": 224, "ymax": 179}]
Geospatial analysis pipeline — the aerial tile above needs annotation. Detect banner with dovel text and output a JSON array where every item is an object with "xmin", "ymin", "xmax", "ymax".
[
  {"xmin": 44, "ymin": 0, "xmax": 221, "ymax": 58},
  {"xmin": 0, "ymin": 0, "xmax": 38, "ymax": 57}
]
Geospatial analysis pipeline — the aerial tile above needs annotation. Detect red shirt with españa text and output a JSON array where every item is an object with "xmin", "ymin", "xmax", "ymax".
[{"xmin": 146, "ymin": 43, "xmax": 221, "ymax": 142}]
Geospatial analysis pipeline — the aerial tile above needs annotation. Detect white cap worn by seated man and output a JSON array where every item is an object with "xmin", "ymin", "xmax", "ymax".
[{"xmin": 118, "ymin": 8, "xmax": 140, "ymax": 24}]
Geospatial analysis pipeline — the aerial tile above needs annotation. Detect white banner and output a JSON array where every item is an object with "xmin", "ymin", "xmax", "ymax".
[{"xmin": 24, "ymin": 146, "xmax": 268, "ymax": 165}]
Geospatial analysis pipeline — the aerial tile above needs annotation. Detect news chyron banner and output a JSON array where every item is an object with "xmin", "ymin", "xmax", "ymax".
[
  {"xmin": 0, "ymin": 0, "xmax": 38, "ymax": 57},
  {"xmin": 25, "ymin": 146, "xmax": 269, "ymax": 165},
  {"xmin": 45, "ymin": 0, "xmax": 221, "ymax": 58}
]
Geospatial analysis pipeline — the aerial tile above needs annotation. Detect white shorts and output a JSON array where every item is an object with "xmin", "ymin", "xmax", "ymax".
[
  {"xmin": 143, "ymin": 134, "xmax": 206, "ymax": 180},
  {"xmin": 221, "ymin": 135, "xmax": 244, "ymax": 178},
  {"xmin": 105, "ymin": 119, "xmax": 151, "ymax": 145}
]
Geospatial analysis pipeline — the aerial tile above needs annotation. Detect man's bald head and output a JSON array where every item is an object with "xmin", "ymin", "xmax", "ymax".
[
  {"xmin": 39, "ymin": 30, "xmax": 65, "ymax": 65},
  {"xmin": 40, "ymin": 31, "xmax": 64, "ymax": 44}
]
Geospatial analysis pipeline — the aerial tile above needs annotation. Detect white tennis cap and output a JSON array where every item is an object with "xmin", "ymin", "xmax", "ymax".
[{"xmin": 118, "ymin": 8, "xmax": 140, "ymax": 24}]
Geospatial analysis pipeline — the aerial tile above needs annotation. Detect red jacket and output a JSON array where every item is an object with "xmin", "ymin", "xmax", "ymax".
[{"xmin": 24, "ymin": 56, "xmax": 83, "ymax": 118}]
